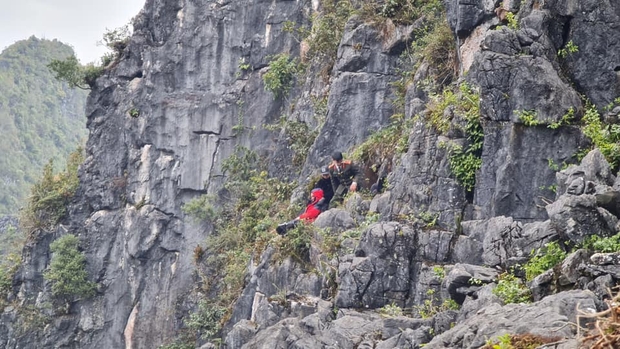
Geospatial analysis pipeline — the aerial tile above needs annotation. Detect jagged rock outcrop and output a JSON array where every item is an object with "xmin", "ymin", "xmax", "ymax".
[{"xmin": 2, "ymin": 0, "xmax": 620, "ymax": 348}]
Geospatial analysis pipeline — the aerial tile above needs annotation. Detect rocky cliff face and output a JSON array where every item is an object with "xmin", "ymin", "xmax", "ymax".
[{"xmin": 1, "ymin": 0, "xmax": 620, "ymax": 348}]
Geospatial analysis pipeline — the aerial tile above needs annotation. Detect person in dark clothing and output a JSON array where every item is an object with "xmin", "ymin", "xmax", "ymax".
[
  {"xmin": 276, "ymin": 188, "xmax": 324, "ymax": 235},
  {"xmin": 328, "ymin": 151, "xmax": 362, "ymax": 201},
  {"xmin": 313, "ymin": 166, "xmax": 334, "ymax": 211}
]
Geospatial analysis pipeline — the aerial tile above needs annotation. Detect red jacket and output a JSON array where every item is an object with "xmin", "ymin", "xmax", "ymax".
[{"xmin": 298, "ymin": 188, "xmax": 323, "ymax": 222}]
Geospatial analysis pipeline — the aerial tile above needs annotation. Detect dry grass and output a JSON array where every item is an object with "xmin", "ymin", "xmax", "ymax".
[{"xmin": 579, "ymin": 292, "xmax": 620, "ymax": 348}]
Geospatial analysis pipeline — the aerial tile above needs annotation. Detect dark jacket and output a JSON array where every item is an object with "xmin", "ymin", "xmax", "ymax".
[
  {"xmin": 313, "ymin": 177, "xmax": 334, "ymax": 210},
  {"xmin": 329, "ymin": 160, "xmax": 362, "ymax": 196}
]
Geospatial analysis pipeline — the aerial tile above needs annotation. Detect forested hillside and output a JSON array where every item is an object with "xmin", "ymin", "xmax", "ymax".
[{"xmin": 0, "ymin": 37, "xmax": 87, "ymax": 214}]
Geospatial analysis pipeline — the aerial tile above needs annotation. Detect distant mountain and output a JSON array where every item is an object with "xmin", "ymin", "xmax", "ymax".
[{"xmin": 0, "ymin": 36, "xmax": 88, "ymax": 215}]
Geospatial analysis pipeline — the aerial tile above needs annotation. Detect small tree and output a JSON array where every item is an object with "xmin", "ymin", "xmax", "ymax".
[
  {"xmin": 44, "ymin": 234, "xmax": 96, "ymax": 299},
  {"xmin": 48, "ymin": 55, "xmax": 103, "ymax": 90}
]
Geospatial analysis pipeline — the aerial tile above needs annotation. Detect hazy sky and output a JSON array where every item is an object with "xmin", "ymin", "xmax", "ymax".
[{"xmin": 0, "ymin": 0, "xmax": 145, "ymax": 63}]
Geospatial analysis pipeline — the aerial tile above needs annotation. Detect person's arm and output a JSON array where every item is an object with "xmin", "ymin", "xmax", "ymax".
[{"xmin": 349, "ymin": 162, "xmax": 362, "ymax": 192}]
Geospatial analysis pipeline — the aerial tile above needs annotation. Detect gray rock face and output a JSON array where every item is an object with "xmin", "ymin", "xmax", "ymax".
[
  {"xmin": 542, "ymin": 0, "xmax": 620, "ymax": 107},
  {"xmin": 336, "ymin": 222, "xmax": 417, "ymax": 308},
  {"xmin": 425, "ymin": 290, "xmax": 599, "ymax": 349},
  {"xmin": 445, "ymin": 0, "xmax": 497, "ymax": 37}
]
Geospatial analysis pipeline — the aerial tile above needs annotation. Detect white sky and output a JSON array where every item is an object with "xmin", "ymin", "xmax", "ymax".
[{"xmin": 0, "ymin": 0, "xmax": 145, "ymax": 64}]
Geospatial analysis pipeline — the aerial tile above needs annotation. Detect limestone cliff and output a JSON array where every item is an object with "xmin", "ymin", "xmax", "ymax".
[{"xmin": 1, "ymin": 0, "xmax": 620, "ymax": 348}]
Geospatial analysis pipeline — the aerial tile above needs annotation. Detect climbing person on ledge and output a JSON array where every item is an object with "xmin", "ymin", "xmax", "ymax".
[
  {"xmin": 313, "ymin": 166, "xmax": 334, "ymax": 211},
  {"xmin": 328, "ymin": 151, "xmax": 362, "ymax": 202},
  {"xmin": 276, "ymin": 188, "xmax": 324, "ymax": 235}
]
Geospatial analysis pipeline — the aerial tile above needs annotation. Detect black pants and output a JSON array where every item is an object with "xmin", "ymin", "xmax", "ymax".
[{"xmin": 276, "ymin": 220, "xmax": 298, "ymax": 235}]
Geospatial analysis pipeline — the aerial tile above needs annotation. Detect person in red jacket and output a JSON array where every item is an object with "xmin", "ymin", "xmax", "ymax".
[{"xmin": 276, "ymin": 188, "xmax": 324, "ymax": 235}]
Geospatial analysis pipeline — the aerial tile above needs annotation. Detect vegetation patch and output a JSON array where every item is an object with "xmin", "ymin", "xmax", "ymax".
[
  {"xmin": 415, "ymin": 289, "xmax": 460, "ymax": 319},
  {"xmin": 581, "ymin": 234, "xmax": 620, "ymax": 253},
  {"xmin": 44, "ymin": 234, "xmax": 96, "ymax": 300},
  {"xmin": 21, "ymin": 147, "xmax": 84, "ymax": 232},
  {"xmin": 482, "ymin": 333, "xmax": 563, "ymax": 349},
  {"xmin": 263, "ymin": 54, "xmax": 301, "ymax": 98},
  {"xmin": 581, "ymin": 101, "xmax": 620, "ymax": 170},
  {"xmin": 523, "ymin": 241, "xmax": 567, "ymax": 281},
  {"xmin": 431, "ymin": 83, "xmax": 483, "ymax": 193},
  {"xmin": 182, "ymin": 147, "xmax": 306, "ymax": 339},
  {"xmin": 492, "ymin": 271, "xmax": 532, "ymax": 304}
]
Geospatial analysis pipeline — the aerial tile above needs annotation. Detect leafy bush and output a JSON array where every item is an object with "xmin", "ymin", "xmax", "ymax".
[
  {"xmin": 186, "ymin": 301, "xmax": 226, "ymax": 339},
  {"xmin": 379, "ymin": 302, "xmax": 403, "ymax": 317},
  {"xmin": 44, "ymin": 234, "xmax": 96, "ymax": 299},
  {"xmin": 558, "ymin": 40, "xmax": 578, "ymax": 59},
  {"xmin": 431, "ymin": 83, "xmax": 483, "ymax": 192},
  {"xmin": 182, "ymin": 147, "xmax": 300, "ymax": 320},
  {"xmin": 21, "ymin": 147, "xmax": 84, "ymax": 232},
  {"xmin": 516, "ymin": 110, "xmax": 539, "ymax": 126},
  {"xmin": 581, "ymin": 102, "xmax": 620, "ymax": 170},
  {"xmin": 48, "ymin": 55, "xmax": 104, "ymax": 90},
  {"xmin": 263, "ymin": 54, "xmax": 300, "ymax": 98},
  {"xmin": 416, "ymin": 289, "xmax": 460, "ymax": 318},
  {"xmin": 523, "ymin": 241, "xmax": 567, "ymax": 281},
  {"xmin": 351, "ymin": 113, "xmax": 413, "ymax": 168},
  {"xmin": 492, "ymin": 272, "xmax": 531, "ymax": 304},
  {"xmin": 581, "ymin": 234, "xmax": 620, "ymax": 253},
  {"xmin": 305, "ymin": 0, "xmax": 353, "ymax": 65},
  {"xmin": 481, "ymin": 333, "xmax": 562, "ymax": 349}
]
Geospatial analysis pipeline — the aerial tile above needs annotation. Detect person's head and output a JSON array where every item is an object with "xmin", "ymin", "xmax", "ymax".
[
  {"xmin": 331, "ymin": 151, "xmax": 343, "ymax": 164},
  {"xmin": 310, "ymin": 188, "xmax": 324, "ymax": 203},
  {"xmin": 321, "ymin": 166, "xmax": 330, "ymax": 178}
]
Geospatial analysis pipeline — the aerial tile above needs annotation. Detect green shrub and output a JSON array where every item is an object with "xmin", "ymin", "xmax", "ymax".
[
  {"xmin": 558, "ymin": 40, "xmax": 579, "ymax": 59},
  {"xmin": 523, "ymin": 242, "xmax": 567, "ymax": 281},
  {"xmin": 22, "ymin": 147, "xmax": 84, "ymax": 232},
  {"xmin": 351, "ymin": 113, "xmax": 413, "ymax": 168},
  {"xmin": 186, "ymin": 301, "xmax": 226, "ymax": 339},
  {"xmin": 48, "ymin": 55, "xmax": 104, "ymax": 90},
  {"xmin": 492, "ymin": 272, "xmax": 531, "ymax": 304},
  {"xmin": 505, "ymin": 12, "xmax": 519, "ymax": 30},
  {"xmin": 516, "ymin": 110, "xmax": 539, "ymax": 126},
  {"xmin": 430, "ymin": 83, "xmax": 482, "ymax": 193},
  {"xmin": 183, "ymin": 147, "xmax": 300, "ymax": 322},
  {"xmin": 416, "ymin": 289, "xmax": 460, "ymax": 318},
  {"xmin": 44, "ymin": 234, "xmax": 96, "ymax": 299},
  {"xmin": 275, "ymin": 222, "xmax": 313, "ymax": 263},
  {"xmin": 305, "ymin": 0, "xmax": 353, "ymax": 65},
  {"xmin": 581, "ymin": 234, "xmax": 620, "ymax": 253},
  {"xmin": 581, "ymin": 102, "xmax": 620, "ymax": 170},
  {"xmin": 263, "ymin": 54, "xmax": 300, "ymax": 98},
  {"xmin": 379, "ymin": 302, "xmax": 403, "ymax": 317}
]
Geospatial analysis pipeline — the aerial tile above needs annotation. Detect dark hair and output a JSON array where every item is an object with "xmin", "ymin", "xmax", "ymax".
[{"xmin": 331, "ymin": 151, "xmax": 343, "ymax": 161}]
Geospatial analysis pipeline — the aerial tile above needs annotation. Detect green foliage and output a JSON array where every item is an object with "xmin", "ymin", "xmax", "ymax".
[
  {"xmin": 581, "ymin": 234, "xmax": 620, "ymax": 253},
  {"xmin": 432, "ymin": 265, "xmax": 446, "ymax": 280},
  {"xmin": 186, "ymin": 301, "xmax": 226, "ymax": 339},
  {"xmin": 304, "ymin": 0, "xmax": 353, "ymax": 65},
  {"xmin": 416, "ymin": 19, "xmax": 456, "ymax": 86},
  {"xmin": 548, "ymin": 107, "xmax": 575, "ymax": 129},
  {"xmin": 378, "ymin": 302, "xmax": 404, "ymax": 317},
  {"xmin": 183, "ymin": 147, "xmax": 299, "ymax": 319},
  {"xmin": 44, "ymin": 234, "xmax": 96, "ymax": 299},
  {"xmin": 129, "ymin": 108, "xmax": 140, "ymax": 118},
  {"xmin": 428, "ymin": 83, "xmax": 482, "ymax": 192},
  {"xmin": 264, "ymin": 117, "xmax": 319, "ymax": 166},
  {"xmin": 263, "ymin": 54, "xmax": 300, "ymax": 98},
  {"xmin": 21, "ymin": 148, "xmax": 84, "ymax": 232},
  {"xmin": 182, "ymin": 195, "xmax": 218, "ymax": 222},
  {"xmin": 0, "ymin": 37, "xmax": 87, "ymax": 215},
  {"xmin": 581, "ymin": 102, "xmax": 620, "ymax": 170},
  {"xmin": 366, "ymin": 0, "xmax": 443, "ymax": 25},
  {"xmin": 159, "ymin": 342, "xmax": 194, "ymax": 349},
  {"xmin": 351, "ymin": 113, "xmax": 413, "ymax": 168},
  {"xmin": 558, "ymin": 40, "xmax": 579, "ymax": 59},
  {"xmin": 515, "ymin": 110, "xmax": 539, "ymax": 126},
  {"xmin": 416, "ymin": 289, "xmax": 460, "ymax": 318},
  {"xmin": 492, "ymin": 272, "xmax": 532, "ymax": 304},
  {"xmin": 275, "ymin": 223, "xmax": 313, "ymax": 263},
  {"xmin": 48, "ymin": 55, "xmax": 104, "ymax": 90},
  {"xmin": 418, "ymin": 211, "xmax": 439, "ymax": 227},
  {"xmin": 100, "ymin": 25, "xmax": 131, "ymax": 56},
  {"xmin": 0, "ymin": 226, "xmax": 23, "ymax": 307},
  {"xmin": 505, "ymin": 12, "xmax": 519, "ymax": 30},
  {"xmin": 523, "ymin": 242, "xmax": 567, "ymax": 281}
]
